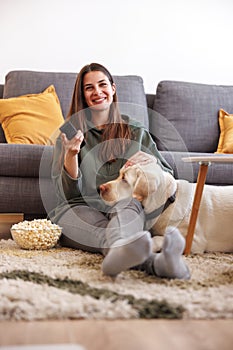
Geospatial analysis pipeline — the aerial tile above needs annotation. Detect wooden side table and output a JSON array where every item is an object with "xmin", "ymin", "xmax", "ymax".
[
  {"xmin": 0, "ymin": 213, "xmax": 24, "ymax": 239},
  {"xmin": 182, "ymin": 155, "xmax": 233, "ymax": 255}
]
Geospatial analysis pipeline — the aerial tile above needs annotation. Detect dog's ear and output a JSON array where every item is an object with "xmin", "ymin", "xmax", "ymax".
[{"xmin": 132, "ymin": 168, "xmax": 149, "ymax": 202}]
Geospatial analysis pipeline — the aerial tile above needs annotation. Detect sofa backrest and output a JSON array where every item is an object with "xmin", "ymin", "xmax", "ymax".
[
  {"xmin": 0, "ymin": 84, "xmax": 3, "ymax": 99},
  {"xmin": 0, "ymin": 70, "xmax": 149, "ymax": 143},
  {"xmin": 150, "ymin": 80, "xmax": 233, "ymax": 153},
  {"xmin": 1, "ymin": 70, "xmax": 148, "ymax": 135}
]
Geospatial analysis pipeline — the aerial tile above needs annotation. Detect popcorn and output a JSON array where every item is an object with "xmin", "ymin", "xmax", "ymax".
[{"xmin": 11, "ymin": 219, "xmax": 62, "ymax": 250}]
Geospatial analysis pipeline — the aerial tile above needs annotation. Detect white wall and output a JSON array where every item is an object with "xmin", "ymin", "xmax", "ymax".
[{"xmin": 0, "ymin": 0, "xmax": 233, "ymax": 93}]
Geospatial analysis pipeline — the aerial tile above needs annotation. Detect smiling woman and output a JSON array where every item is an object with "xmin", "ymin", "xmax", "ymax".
[
  {"xmin": 83, "ymin": 73, "xmax": 116, "ymax": 118},
  {"xmin": 65, "ymin": 63, "xmax": 132, "ymax": 164},
  {"xmin": 49, "ymin": 62, "xmax": 190, "ymax": 281}
]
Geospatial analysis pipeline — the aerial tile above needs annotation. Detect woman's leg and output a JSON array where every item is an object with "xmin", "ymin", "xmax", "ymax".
[
  {"xmin": 57, "ymin": 202, "xmax": 189, "ymax": 279},
  {"xmin": 58, "ymin": 199, "xmax": 153, "ymax": 276},
  {"xmin": 58, "ymin": 205, "xmax": 109, "ymax": 253},
  {"xmin": 57, "ymin": 198, "xmax": 150, "ymax": 254},
  {"xmin": 102, "ymin": 198, "xmax": 152, "ymax": 276},
  {"xmin": 135, "ymin": 227, "xmax": 190, "ymax": 280}
]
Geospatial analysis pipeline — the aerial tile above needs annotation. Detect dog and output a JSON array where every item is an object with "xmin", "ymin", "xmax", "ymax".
[{"xmin": 99, "ymin": 160, "xmax": 233, "ymax": 253}]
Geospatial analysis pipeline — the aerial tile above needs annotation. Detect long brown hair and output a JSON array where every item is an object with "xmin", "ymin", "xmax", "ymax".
[{"xmin": 67, "ymin": 63, "xmax": 131, "ymax": 162}]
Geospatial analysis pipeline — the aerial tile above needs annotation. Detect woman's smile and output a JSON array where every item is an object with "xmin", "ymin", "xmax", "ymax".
[
  {"xmin": 92, "ymin": 96, "xmax": 106, "ymax": 104},
  {"xmin": 83, "ymin": 71, "xmax": 116, "ymax": 112}
]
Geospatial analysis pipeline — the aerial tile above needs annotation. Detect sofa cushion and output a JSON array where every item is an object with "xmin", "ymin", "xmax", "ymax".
[
  {"xmin": 3, "ymin": 70, "xmax": 148, "ymax": 128},
  {"xmin": 216, "ymin": 109, "xmax": 233, "ymax": 153},
  {"xmin": 3, "ymin": 71, "xmax": 77, "ymax": 118},
  {"xmin": 113, "ymin": 75, "xmax": 149, "ymax": 128},
  {"xmin": 0, "ymin": 176, "xmax": 55, "ymax": 216},
  {"xmin": 161, "ymin": 150, "xmax": 233, "ymax": 185},
  {"xmin": 0, "ymin": 85, "xmax": 64, "ymax": 145},
  {"xmin": 0, "ymin": 144, "xmax": 53, "ymax": 178},
  {"xmin": 151, "ymin": 81, "xmax": 233, "ymax": 153}
]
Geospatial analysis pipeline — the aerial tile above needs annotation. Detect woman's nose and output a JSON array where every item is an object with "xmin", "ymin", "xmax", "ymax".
[{"xmin": 93, "ymin": 86, "xmax": 102, "ymax": 95}]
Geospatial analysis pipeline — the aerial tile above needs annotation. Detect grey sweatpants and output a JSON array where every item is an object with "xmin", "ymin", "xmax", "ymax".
[{"xmin": 58, "ymin": 198, "xmax": 146, "ymax": 255}]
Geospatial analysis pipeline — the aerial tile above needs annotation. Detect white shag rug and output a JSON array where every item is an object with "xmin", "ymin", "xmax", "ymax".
[{"xmin": 0, "ymin": 239, "xmax": 232, "ymax": 321}]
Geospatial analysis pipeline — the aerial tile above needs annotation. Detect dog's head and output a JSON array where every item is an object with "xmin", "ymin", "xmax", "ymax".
[{"xmin": 99, "ymin": 161, "xmax": 161, "ymax": 206}]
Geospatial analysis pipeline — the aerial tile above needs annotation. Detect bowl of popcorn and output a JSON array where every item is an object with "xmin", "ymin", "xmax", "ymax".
[{"xmin": 11, "ymin": 219, "xmax": 62, "ymax": 250}]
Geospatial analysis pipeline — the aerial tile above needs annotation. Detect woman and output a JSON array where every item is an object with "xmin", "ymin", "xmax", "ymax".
[{"xmin": 50, "ymin": 63, "xmax": 190, "ymax": 279}]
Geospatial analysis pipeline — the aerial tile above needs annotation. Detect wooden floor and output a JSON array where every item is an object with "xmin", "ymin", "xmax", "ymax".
[{"xmin": 0, "ymin": 319, "xmax": 233, "ymax": 350}]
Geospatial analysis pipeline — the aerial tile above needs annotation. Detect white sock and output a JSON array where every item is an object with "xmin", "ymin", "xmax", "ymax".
[
  {"xmin": 153, "ymin": 227, "xmax": 190, "ymax": 280},
  {"xmin": 102, "ymin": 231, "xmax": 152, "ymax": 277}
]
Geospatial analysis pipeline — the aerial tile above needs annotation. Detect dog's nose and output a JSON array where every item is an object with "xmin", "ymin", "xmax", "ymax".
[{"xmin": 99, "ymin": 184, "xmax": 108, "ymax": 194}]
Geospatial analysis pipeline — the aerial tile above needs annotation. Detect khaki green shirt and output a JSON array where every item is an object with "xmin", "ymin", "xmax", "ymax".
[{"xmin": 49, "ymin": 117, "xmax": 173, "ymax": 222}]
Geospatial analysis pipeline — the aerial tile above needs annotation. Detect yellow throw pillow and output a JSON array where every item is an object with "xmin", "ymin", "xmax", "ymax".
[
  {"xmin": 0, "ymin": 85, "xmax": 64, "ymax": 145},
  {"xmin": 216, "ymin": 109, "xmax": 233, "ymax": 154}
]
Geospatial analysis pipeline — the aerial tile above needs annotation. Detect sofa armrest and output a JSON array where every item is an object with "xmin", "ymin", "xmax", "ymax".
[{"xmin": 146, "ymin": 94, "xmax": 155, "ymax": 110}]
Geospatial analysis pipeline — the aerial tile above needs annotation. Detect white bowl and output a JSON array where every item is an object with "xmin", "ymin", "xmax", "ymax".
[{"xmin": 11, "ymin": 219, "xmax": 62, "ymax": 250}]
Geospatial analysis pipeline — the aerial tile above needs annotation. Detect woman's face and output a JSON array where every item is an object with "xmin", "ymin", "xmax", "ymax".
[{"xmin": 83, "ymin": 71, "xmax": 116, "ymax": 112}]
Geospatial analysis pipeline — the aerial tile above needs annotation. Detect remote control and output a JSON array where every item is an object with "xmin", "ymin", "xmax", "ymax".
[{"xmin": 59, "ymin": 121, "xmax": 78, "ymax": 140}]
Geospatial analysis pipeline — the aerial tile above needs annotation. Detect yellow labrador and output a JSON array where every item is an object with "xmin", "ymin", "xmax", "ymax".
[{"xmin": 99, "ymin": 160, "xmax": 233, "ymax": 253}]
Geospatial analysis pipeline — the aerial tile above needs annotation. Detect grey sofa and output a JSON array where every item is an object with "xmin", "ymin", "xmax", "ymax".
[{"xmin": 0, "ymin": 70, "xmax": 233, "ymax": 220}]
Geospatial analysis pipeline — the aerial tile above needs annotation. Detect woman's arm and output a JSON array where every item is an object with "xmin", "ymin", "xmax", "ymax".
[
  {"xmin": 125, "ymin": 127, "xmax": 173, "ymax": 175},
  {"xmin": 51, "ymin": 132, "xmax": 84, "ymax": 201},
  {"xmin": 62, "ymin": 130, "xmax": 84, "ymax": 178},
  {"xmin": 125, "ymin": 150, "xmax": 156, "ymax": 167}
]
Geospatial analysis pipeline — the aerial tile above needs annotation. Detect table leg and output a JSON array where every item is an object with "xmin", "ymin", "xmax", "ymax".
[{"xmin": 184, "ymin": 162, "xmax": 210, "ymax": 255}]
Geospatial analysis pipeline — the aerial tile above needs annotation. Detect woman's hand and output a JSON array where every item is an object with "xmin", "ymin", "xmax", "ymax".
[
  {"xmin": 61, "ymin": 130, "xmax": 84, "ymax": 178},
  {"xmin": 124, "ymin": 151, "xmax": 157, "ymax": 168},
  {"xmin": 61, "ymin": 130, "xmax": 84, "ymax": 156}
]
